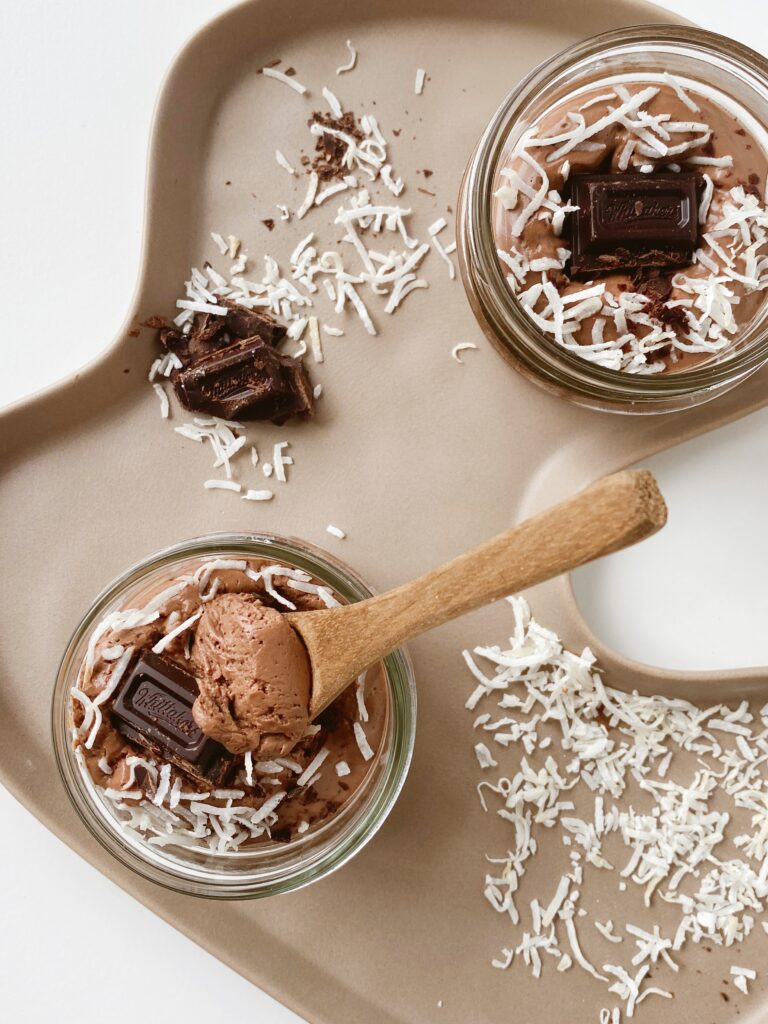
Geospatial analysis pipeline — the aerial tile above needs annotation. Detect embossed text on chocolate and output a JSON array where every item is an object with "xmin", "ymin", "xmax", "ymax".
[
  {"xmin": 134, "ymin": 682, "xmax": 201, "ymax": 739},
  {"xmin": 603, "ymin": 197, "xmax": 680, "ymax": 224}
]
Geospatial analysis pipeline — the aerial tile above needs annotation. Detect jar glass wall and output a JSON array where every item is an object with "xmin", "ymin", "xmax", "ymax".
[
  {"xmin": 458, "ymin": 26, "xmax": 768, "ymax": 414},
  {"xmin": 52, "ymin": 533, "xmax": 416, "ymax": 899}
]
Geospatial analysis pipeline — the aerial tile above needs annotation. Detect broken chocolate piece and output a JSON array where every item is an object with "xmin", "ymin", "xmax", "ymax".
[
  {"xmin": 632, "ymin": 268, "xmax": 689, "ymax": 332},
  {"xmin": 157, "ymin": 297, "xmax": 313, "ymax": 423},
  {"xmin": 570, "ymin": 172, "xmax": 699, "ymax": 276},
  {"xmin": 160, "ymin": 300, "xmax": 287, "ymax": 371},
  {"xmin": 173, "ymin": 338, "xmax": 314, "ymax": 423},
  {"xmin": 110, "ymin": 653, "xmax": 235, "ymax": 788}
]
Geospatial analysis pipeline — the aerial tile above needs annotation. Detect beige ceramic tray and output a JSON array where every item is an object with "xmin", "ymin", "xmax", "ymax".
[{"xmin": 2, "ymin": 0, "xmax": 768, "ymax": 1021}]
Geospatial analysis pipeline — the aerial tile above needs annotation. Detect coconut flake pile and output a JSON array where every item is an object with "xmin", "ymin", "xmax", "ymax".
[
  {"xmin": 496, "ymin": 77, "xmax": 768, "ymax": 374},
  {"xmin": 148, "ymin": 50, "xmax": 456, "ymax": 501},
  {"xmin": 465, "ymin": 596, "xmax": 766, "ymax": 1018}
]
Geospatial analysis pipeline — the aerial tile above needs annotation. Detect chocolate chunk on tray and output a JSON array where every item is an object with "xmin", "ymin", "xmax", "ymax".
[
  {"xmin": 570, "ymin": 171, "xmax": 699, "ymax": 276},
  {"xmin": 173, "ymin": 338, "xmax": 314, "ymax": 423},
  {"xmin": 158, "ymin": 299, "xmax": 313, "ymax": 424},
  {"xmin": 160, "ymin": 300, "xmax": 287, "ymax": 370},
  {"xmin": 110, "ymin": 652, "xmax": 235, "ymax": 789}
]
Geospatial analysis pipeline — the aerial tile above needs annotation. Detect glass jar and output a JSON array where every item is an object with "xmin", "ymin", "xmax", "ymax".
[
  {"xmin": 52, "ymin": 533, "xmax": 416, "ymax": 898},
  {"xmin": 457, "ymin": 26, "xmax": 768, "ymax": 414}
]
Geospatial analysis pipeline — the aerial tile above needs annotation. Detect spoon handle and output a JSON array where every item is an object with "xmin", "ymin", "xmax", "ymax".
[{"xmin": 303, "ymin": 469, "xmax": 666, "ymax": 715}]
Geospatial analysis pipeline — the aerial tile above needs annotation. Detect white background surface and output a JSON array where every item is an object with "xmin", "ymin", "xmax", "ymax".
[{"xmin": 1, "ymin": 1, "xmax": 767, "ymax": 1021}]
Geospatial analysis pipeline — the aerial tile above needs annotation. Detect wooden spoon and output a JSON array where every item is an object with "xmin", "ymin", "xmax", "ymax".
[{"xmin": 288, "ymin": 469, "xmax": 667, "ymax": 718}]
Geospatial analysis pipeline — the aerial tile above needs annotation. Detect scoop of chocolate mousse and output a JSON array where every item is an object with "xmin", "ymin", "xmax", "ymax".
[{"xmin": 191, "ymin": 592, "xmax": 311, "ymax": 756}]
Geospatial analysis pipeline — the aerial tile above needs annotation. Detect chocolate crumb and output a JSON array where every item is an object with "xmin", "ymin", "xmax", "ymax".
[
  {"xmin": 595, "ymin": 708, "xmax": 612, "ymax": 730},
  {"xmin": 420, "ymin": 168, "xmax": 434, "ymax": 178},
  {"xmin": 309, "ymin": 110, "xmax": 364, "ymax": 181},
  {"xmin": 392, "ymin": 128, "xmax": 402, "ymax": 137},
  {"xmin": 285, "ymin": 66, "xmax": 296, "ymax": 76},
  {"xmin": 123, "ymin": 368, "xmax": 131, "ymax": 374},
  {"xmin": 745, "ymin": 171, "xmax": 762, "ymax": 198},
  {"xmin": 127, "ymin": 328, "xmax": 140, "ymax": 338},
  {"xmin": 225, "ymin": 180, "xmax": 231, "ymax": 186},
  {"xmin": 141, "ymin": 315, "xmax": 168, "ymax": 329},
  {"xmin": 632, "ymin": 268, "xmax": 689, "ymax": 331},
  {"xmin": 736, "ymin": 127, "xmax": 746, "ymax": 136},
  {"xmin": 262, "ymin": 218, "xmax": 275, "ymax": 231}
]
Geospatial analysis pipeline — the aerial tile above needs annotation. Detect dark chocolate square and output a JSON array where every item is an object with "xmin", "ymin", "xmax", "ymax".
[
  {"xmin": 110, "ymin": 652, "xmax": 235, "ymax": 789},
  {"xmin": 570, "ymin": 171, "xmax": 699, "ymax": 276}
]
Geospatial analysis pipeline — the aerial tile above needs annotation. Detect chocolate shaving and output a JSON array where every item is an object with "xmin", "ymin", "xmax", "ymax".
[
  {"xmin": 141, "ymin": 315, "xmax": 169, "ymax": 329},
  {"xmin": 309, "ymin": 110, "xmax": 364, "ymax": 181},
  {"xmin": 632, "ymin": 268, "xmax": 689, "ymax": 331}
]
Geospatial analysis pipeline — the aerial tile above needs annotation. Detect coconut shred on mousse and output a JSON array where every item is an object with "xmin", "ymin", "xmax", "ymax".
[
  {"xmin": 492, "ymin": 73, "xmax": 768, "ymax": 373},
  {"xmin": 69, "ymin": 558, "xmax": 386, "ymax": 852}
]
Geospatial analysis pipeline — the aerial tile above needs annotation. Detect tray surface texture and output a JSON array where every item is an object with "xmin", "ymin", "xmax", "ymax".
[{"xmin": 2, "ymin": 1, "xmax": 768, "ymax": 1022}]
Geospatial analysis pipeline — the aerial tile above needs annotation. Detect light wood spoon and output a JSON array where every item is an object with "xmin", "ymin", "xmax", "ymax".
[{"xmin": 288, "ymin": 469, "xmax": 667, "ymax": 718}]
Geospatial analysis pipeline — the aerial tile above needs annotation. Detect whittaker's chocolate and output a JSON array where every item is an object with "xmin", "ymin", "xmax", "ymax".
[
  {"xmin": 158, "ymin": 301, "xmax": 314, "ymax": 424},
  {"xmin": 173, "ymin": 339, "xmax": 314, "ymax": 423},
  {"xmin": 160, "ymin": 300, "xmax": 288, "ymax": 368},
  {"xmin": 111, "ymin": 652, "xmax": 235, "ymax": 788},
  {"xmin": 570, "ymin": 171, "xmax": 699, "ymax": 276}
]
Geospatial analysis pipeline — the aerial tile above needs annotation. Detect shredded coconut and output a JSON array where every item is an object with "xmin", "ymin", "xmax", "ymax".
[
  {"xmin": 275, "ymin": 149, "xmax": 296, "ymax": 175},
  {"xmin": 466, "ymin": 596, "xmax": 768, "ymax": 1016},
  {"xmin": 452, "ymin": 342, "xmax": 478, "ymax": 364},
  {"xmin": 262, "ymin": 66, "xmax": 308, "ymax": 95},
  {"xmin": 336, "ymin": 40, "xmax": 357, "ymax": 75}
]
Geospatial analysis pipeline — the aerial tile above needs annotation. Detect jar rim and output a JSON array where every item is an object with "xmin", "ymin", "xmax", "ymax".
[
  {"xmin": 52, "ymin": 532, "xmax": 417, "ymax": 899},
  {"xmin": 460, "ymin": 24, "xmax": 768, "ymax": 409}
]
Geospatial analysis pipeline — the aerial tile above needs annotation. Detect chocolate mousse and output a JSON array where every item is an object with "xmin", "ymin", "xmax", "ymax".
[
  {"xmin": 191, "ymin": 592, "xmax": 312, "ymax": 756},
  {"xmin": 492, "ymin": 74, "xmax": 768, "ymax": 373},
  {"xmin": 69, "ymin": 557, "xmax": 387, "ymax": 851}
]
